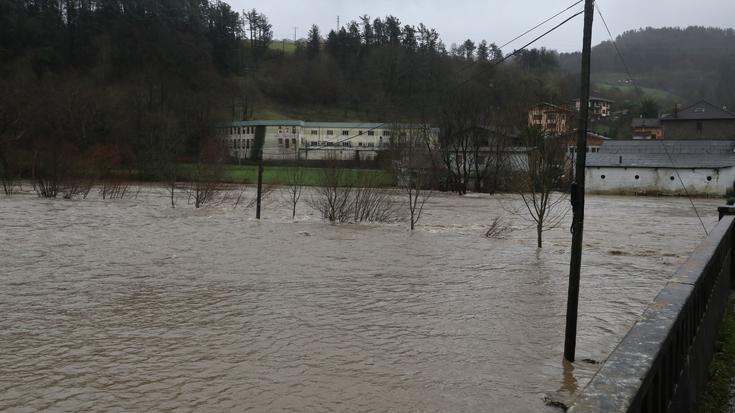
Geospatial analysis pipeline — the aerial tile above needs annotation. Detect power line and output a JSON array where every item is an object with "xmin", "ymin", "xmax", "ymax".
[
  {"xmin": 499, "ymin": 0, "xmax": 583, "ymax": 50},
  {"xmin": 595, "ymin": 2, "xmax": 634, "ymax": 85},
  {"xmin": 457, "ymin": 0, "xmax": 584, "ymax": 76},
  {"xmin": 333, "ymin": 8, "xmax": 586, "ymax": 146},
  {"xmin": 595, "ymin": 3, "xmax": 709, "ymax": 235}
]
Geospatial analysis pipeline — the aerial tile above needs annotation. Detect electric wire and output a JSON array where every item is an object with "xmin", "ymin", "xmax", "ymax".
[
  {"xmin": 596, "ymin": 2, "xmax": 709, "ymax": 235},
  {"xmin": 456, "ymin": 0, "xmax": 584, "ymax": 76},
  {"xmin": 332, "ymin": 7, "xmax": 586, "ymax": 146}
]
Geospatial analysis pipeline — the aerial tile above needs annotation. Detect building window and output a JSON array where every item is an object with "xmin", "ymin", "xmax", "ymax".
[
  {"xmin": 292, "ymin": 127, "xmax": 296, "ymax": 134},
  {"xmin": 368, "ymin": 131, "xmax": 375, "ymax": 136},
  {"xmin": 697, "ymin": 122, "xmax": 703, "ymax": 132},
  {"xmin": 367, "ymin": 142, "xmax": 375, "ymax": 147},
  {"xmin": 292, "ymin": 138, "xmax": 297, "ymax": 145},
  {"xmin": 310, "ymin": 141, "xmax": 318, "ymax": 146},
  {"xmin": 327, "ymin": 130, "xmax": 334, "ymax": 135},
  {"xmin": 342, "ymin": 142, "xmax": 350, "ymax": 147},
  {"xmin": 311, "ymin": 130, "xmax": 318, "ymax": 135},
  {"xmin": 383, "ymin": 131, "xmax": 391, "ymax": 137},
  {"xmin": 246, "ymin": 139, "xmax": 250, "ymax": 149},
  {"xmin": 278, "ymin": 138, "xmax": 283, "ymax": 146},
  {"xmin": 285, "ymin": 139, "xmax": 289, "ymax": 148},
  {"xmin": 342, "ymin": 130, "xmax": 349, "ymax": 136},
  {"xmin": 358, "ymin": 142, "xmax": 363, "ymax": 147}
]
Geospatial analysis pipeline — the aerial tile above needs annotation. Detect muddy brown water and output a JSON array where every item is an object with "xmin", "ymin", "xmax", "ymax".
[{"xmin": 0, "ymin": 188, "xmax": 722, "ymax": 412}]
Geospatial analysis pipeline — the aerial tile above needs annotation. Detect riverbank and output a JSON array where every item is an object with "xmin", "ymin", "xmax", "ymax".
[{"xmin": 177, "ymin": 164, "xmax": 395, "ymax": 186}]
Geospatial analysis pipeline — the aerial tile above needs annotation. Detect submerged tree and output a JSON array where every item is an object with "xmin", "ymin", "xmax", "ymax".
[
  {"xmin": 394, "ymin": 124, "xmax": 433, "ymax": 230},
  {"xmin": 513, "ymin": 126, "xmax": 570, "ymax": 248},
  {"xmin": 282, "ymin": 161, "xmax": 305, "ymax": 219}
]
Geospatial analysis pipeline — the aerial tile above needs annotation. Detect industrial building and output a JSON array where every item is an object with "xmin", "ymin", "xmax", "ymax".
[
  {"xmin": 585, "ymin": 140, "xmax": 735, "ymax": 196},
  {"xmin": 217, "ymin": 120, "xmax": 437, "ymax": 162}
]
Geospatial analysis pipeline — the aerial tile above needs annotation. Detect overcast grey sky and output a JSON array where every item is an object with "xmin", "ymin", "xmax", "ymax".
[{"xmin": 230, "ymin": 0, "xmax": 735, "ymax": 53}]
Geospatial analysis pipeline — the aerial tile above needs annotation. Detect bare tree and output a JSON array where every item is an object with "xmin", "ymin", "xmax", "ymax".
[
  {"xmin": 187, "ymin": 136, "xmax": 227, "ymax": 208},
  {"xmin": 395, "ymin": 125, "xmax": 433, "ymax": 230},
  {"xmin": 309, "ymin": 156, "xmax": 399, "ymax": 223},
  {"xmin": 512, "ymin": 126, "xmax": 570, "ymax": 248},
  {"xmin": 309, "ymin": 156, "xmax": 353, "ymax": 222},
  {"xmin": 282, "ymin": 162, "xmax": 305, "ymax": 219}
]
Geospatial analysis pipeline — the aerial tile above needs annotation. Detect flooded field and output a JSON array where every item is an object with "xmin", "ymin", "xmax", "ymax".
[{"xmin": 0, "ymin": 188, "xmax": 722, "ymax": 412}]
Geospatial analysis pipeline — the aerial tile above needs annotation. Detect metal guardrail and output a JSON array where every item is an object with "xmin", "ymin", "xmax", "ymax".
[{"xmin": 569, "ymin": 209, "xmax": 735, "ymax": 413}]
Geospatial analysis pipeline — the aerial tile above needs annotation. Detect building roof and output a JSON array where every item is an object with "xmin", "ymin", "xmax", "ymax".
[
  {"xmin": 660, "ymin": 100, "xmax": 735, "ymax": 121},
  {"xmin": 586, "ymin": 140, "xmax": 735, "ymax": 169},
  {"xmin": 225, "ymin": 120, "xmax": 431, "ymax": 129},
  {"xmin": 304, "ymin": 122, "xmax": 385, "ymax": 129},
  {"xmin": 631, "ymin": 118, "xmax": 661, "ymax": 128},
  {"xmin": 532, "ymin": 102, "xmax": 573, "ymax": 112}
]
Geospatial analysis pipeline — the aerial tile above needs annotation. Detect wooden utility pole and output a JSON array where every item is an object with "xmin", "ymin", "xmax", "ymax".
[
  {"xmin": 255, "ymin": 126, "xmax": 265, "ymax": 220},
  {"xmin": 564, "ymin": 0, "xmax": 595, "ymax": 363}
]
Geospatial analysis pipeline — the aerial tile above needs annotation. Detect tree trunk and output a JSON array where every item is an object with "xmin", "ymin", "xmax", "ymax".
[{"xmin": 537, "ymin": 222, "xmax": 543, "ymax": 249}]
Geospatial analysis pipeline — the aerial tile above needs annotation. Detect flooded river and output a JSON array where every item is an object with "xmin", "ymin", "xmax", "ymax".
[{"xmin": 0, "ymin": 188, "xmax": 722, "ymax": 412}]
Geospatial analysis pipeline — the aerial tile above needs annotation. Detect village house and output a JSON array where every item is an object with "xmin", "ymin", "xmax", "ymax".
[
  {"xmin": 527, "ymin": 103, "xmax": 574, "ymax": 135},
  {"xmin": 217, "ymin": 120, "xmax": 437, "ymax": 162},
  {"xmin": 660, "ymin": 100, "xmax": 735, "ymax": 140},
  {"xmin": 585, "ymin": 140, "xmax": 735, "ymax": 196},
  {"xmin": 631, "ymin": 118, "xmax": 663, "ymax": 140},
  {"xmin": 574, "ymin": 96, "xmax": 613, "ymax": 119}
]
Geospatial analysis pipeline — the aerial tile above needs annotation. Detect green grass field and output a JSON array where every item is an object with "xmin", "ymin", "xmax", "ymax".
[
  {"xmin": 695, "ymin": 296, "xmax": 735, "ymax": 412},
  {"xmin": 268, "ymin": 40, "xmax": 297, "ymax": 54},
  {"xmin": 179, "ymin": 164, "xmax": 395, "ymax": 187},
  {"xmin": 595, "ymin": 82, "xmax": 681, "ymax": 103}
]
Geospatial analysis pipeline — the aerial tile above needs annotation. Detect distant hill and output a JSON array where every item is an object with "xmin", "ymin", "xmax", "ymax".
[{"xmin": 559, "ymin": 26, "xmax": 735, "ymax": 109}]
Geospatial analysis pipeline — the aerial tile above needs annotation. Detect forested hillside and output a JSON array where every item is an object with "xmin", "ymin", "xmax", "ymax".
[
  {"xmin": 0, "ymin": 0, "xmax": 570, "ymax": 186},
  {"xmin": 560, "ymin": 26, "xmax": 735, "ymax": 109}
]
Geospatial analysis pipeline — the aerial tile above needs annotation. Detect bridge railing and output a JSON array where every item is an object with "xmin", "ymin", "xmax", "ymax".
[{"xmin": 569, "ymin": 210, "xmax": 735, "ymax": 413}]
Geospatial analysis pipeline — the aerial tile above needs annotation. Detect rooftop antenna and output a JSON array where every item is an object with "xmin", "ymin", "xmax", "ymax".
[
  {"xmin": 337, "ymin": 15, "xmax": 340, "ymax": 29},
  {"xmin": 293, "ymin": 26, "xmax": 298, "ymax": 43}
]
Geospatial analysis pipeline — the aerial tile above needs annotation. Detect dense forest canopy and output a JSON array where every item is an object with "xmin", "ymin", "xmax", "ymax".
[
  {"xmin": 0, "ymin": 0, "xmax": 568, "ymax": 183},
  {"xmin": 559, "ymin": 26, "xmax": 735, "ymax": 109},
  {"xmin": 1, "ymin": 1, "xmax": 733, "ymax": 188}
]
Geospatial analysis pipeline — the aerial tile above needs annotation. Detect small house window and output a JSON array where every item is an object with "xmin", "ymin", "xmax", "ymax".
[{"xmin": 342, "ymin": 130, "xmax": 349, "ymax": 136}]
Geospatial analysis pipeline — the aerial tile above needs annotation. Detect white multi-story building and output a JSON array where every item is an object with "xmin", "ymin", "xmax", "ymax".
[
  {"xmin": 217, "ymin": 120, "xmax": 437, "ymax": 162},
  {"xmin": 574, "ymin": 96, "xmax": 613, "ymax": 119}
]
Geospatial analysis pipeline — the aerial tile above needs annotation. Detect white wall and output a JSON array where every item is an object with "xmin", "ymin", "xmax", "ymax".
[{"xmin": 585, "ymin": 166, "xmax": 735, "ymax": 195}]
